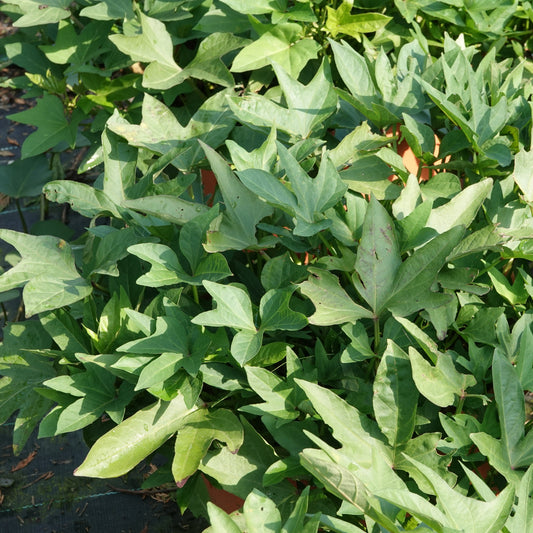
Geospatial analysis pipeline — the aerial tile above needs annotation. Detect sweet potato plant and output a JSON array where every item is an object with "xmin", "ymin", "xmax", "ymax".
[{"xmin": 1, "ymin": 1, "xmax": 533, "ymax": 531}]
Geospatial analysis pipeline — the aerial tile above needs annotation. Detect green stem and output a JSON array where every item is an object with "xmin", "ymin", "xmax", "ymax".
[
  {"xmin": 373, "ymin": 316, "xmax": 380, "ymax": 352},
  {"xmin": 455, "ymin": 394, "xmax": 466, "ymax": 415},
  {"xmin": 15, "ymin": 199, "xmax": 29, "ymax": 233},
  {"xmin": 40, "ymin": 194, "xmax": 48, "ymax": 221},
  {"xmin": 192, "ymin": 284, "xmax": 200, "ymax": 305},
  {"xmin": 318, "ymin": 231, "xmax": 336, "ymax": 256}
]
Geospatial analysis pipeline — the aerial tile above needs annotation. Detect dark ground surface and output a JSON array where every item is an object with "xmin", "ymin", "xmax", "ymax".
[{"xmin": 0, "ymin": 15, "xmax": 208, "ymax": 533}]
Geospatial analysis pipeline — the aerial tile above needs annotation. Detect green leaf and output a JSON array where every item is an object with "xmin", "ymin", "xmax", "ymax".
[
  {"xmin": 0, "ymin": 321, "xmax": 54, "ymax": 454},
  {"xmin": 74, "ymin": 395, "xmax": 197, "ymax": 478},
  {"xmin": 128, "ymin": 243, "xmax": 230, "ymax": 287},
  {"xmin": 0, "ymin": 230, "xmax": 92, "ymax": 316},
  {"xmin": 171, "ymin": 33, "xmax": 249, "ymax": 88},
  {"xmin": 108, "ymin": 90, "xmax": 235, "ymax": 169},
  {"xmin": 7, "ymin": 94, "xmax": 82, "ymax": 158},
  {"xmin": 400, "ymin": 455, "xmax": 515, "ymax": 533},
  {"xmin": 408, "ymin": 346, "xmax": 476, "ymax": 407},
  {"xmin": 200, "ymin": 418, "xmax": 290, "ymax": 501},
  {"xmin": 505, "ymin": 464, "xmax": 533, "ymax": 532},
  {"xmin": 259, "ymin": 288, "xmax": 308, "ymax": 332},
  {"xmin": 43, "ymin": 180, "xmax": 119, "ymax": 218},
  {"xmin": 241, "ymin": 366, "xmax": 298, "ymax": 420},
  {"xmin": 193, "ymin": 281, "xmax": 255, "ymax": 331},
  {"xmin": 241, "ymin": 143, "xmax": 347, "ymax": 236},
  {"xmin": 354, "ymin": 196, "xmax": 401, "ymax": 315},
  {"xmin": 0, "ymin": 155, "xmax": 51, "ymax": 198},
  {"xmin": 425, "ymin": 180, "xmax": 493, "ymax": 234},
  {"xmin": 244, "ymin": 489, "xmax": 282, "ymax": 533},
  {"xmin": 340, "ymin": 322, "xmax": 375, "ymax": 363},
  {"xmin": 218, "ymin": 0, "xmax": 286, "ymax": 14},
  {"xmin": 296, "ymin": 379, "xmax": 388, "ymax": 463},
  {"xmin": 5, "ymin": 0, "xmax": 71, "ymax": 27},
  {"xmin": 326, "ymin": 4, "xmax": 391, "ymax": 39},
  {"xmin": 231, "ymin": 22, "xmax": 320, "ymax": 78},
  {"xmin": 201, "ymin": 142, "xmax": 273, "ymax": 252},
  {"xmin": 40, "ymin": 309, "xmax": 89, "ymax": 354},
  {"xmin": 173, "ymin": 408, "xmax": 243, "ymax": 485},
  {"xmin": 373, "ymin": 341, "xmax": 418, "ymax": 448},
  {"xmin": 101, "ymin": 128, "xmax": 137, "ymax": 205},
  {"xmin": 206, "ymin": 502, "xmax": 241, "ymax": 533},
  {"xmin": 260, "ymin": 252, "xmax": 308, "ymax": 291},
  {"xmin": 383, "ymin": 226, "xmax": 464, "ymax": 317},
  {"xmin": 109, "ymin": 12, "xmax": 181, "ymax": 89},
  {"xmin": 227, "ymin": 127, "xmax": 278, "ymax": 172},
  {"xmin": 270, "ymin": 58, "xmax": 338, "ymax": 138},
  {"xmin": 39, "ymin": 19, "xmax": 111, "ymax": 67},
  {"xmin": 493, "ymin": 349, "xmax": 533, "ymax": 469},
  {"xmin": 513, "ymin": 148, "xmax": 533, "ymax": 203},
  {"xmin": 80, "ymin": 0, "xmax": 135, "ymax": 21},
  {"xmin": 299, "ymin": 268, "xmax": 374, "ymax": 325}
]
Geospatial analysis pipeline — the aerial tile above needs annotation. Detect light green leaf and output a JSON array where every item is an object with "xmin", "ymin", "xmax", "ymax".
[
  {"xmin": 219, "ymin": 0, "xmax": 286, "ymax": 14},
  {"xmin": 5, "ymin": 0, "xmax": 70, "ymax": 27},
  {"xmin": 505, "ymin": 464, "xmax": 533, "ymax": 532},
  {"xmin": 408, "ymin": 346, "xmax": 476, "ymax": 407},
  {"xmin": 201, "ymin": 142, "xmax": 273, "ymax": 252},
  {"xmin": 354, "ymin": 196, "xmax": 401, "ymax": 315},
  {"xmin": 206, "ymin": 502, "xmax": 241, "ymax": 533},
  {"xmin": 248, "ymin": 143, "xmax": 345, "ymax": 236},
  {"xmin": 296, "ymin": 380, "xmax": 388, "ymax": 464},
  {"xmin": 373, "ymin": 341, "xmax": 418, "ymax": 448},
  {"xmin": 109, "ymin": 13, "xmax": 181, "ymax": 89},
  {"xmin": 401, "ymin": 455, "xmax": 515, "ymax": 533},
  {"xmin": 426, "ymin": 179, "xmax": 493, "ymax": 234},
  {"xmin": 173, "ymin": 408, "xmax": 243, "ymax": 485},
  {"xmin": 299, "ymin": 268, "xmax": 374, "ymax": 325},
  {"xmin": 74, "ymin": 395, "xmax": 197, "ymax": 478},
  {"xmin": 200, "ymin": 418, "xmax": 289, "ymax": 501},
  {"xmin": 193, "ymin": 281, "xmax": 256, "ymax": 331},
  {"xmin": 493, "ymin": 349, "xmax": 533, "ymax": 469},
  {"xmin": 43, "ymin": 180, "xmax": 119, "ymax": 218},
  {"xmin": 80, "ymin": 0, "xmax": 135, "ymax": 21},
  {"xmin": 244, "ymin": 489, "xmax": 282, "ymax": 533},
  {"xmin": 241, "ymin": 366, "xmax": 298, "ymax": 420},
  {"xmin": 514, "ymin": 148, "xmax": 533, "ymax": 203},
  {"xmin": 270, "ymin": 58, "xmax": 338, "ymax": 138},
  {"xmin": 108, "ymin": 90, "xmax": 235, "ymax": 169},
  {"xmin": 171, "ymin": 33, "xmax": 249, "ymax": 88},
  {"xmin": 231, "ymin": 22, "xmax": 319, "ymax": 78},
  {"xmin": 326, "ymin": 4, "xmax": 391, "ymax": 39},
  {"xmin": 0, "ymin": 230, "xmax": 92, "ymax": 316},
  {"xmin": 124, "ymin": 195, "xmax": 209, "ymax": 226},
  {"xmin": 101, "ymin": 128, "xmax": 137, "ymax": 205}
]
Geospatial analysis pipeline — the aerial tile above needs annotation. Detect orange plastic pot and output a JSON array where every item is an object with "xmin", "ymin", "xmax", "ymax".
[{"xmin": 386, "ymin": 124, "xmax": 448, "ymax": 182}]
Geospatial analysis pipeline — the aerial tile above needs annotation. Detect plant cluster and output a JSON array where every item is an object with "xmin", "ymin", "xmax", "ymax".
[{"xmin": 1, "ymin": 1, "xmax": 533, "ymax": 531}]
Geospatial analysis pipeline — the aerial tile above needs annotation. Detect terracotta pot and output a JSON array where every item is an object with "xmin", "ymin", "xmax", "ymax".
[
  {"xmin": 201, "ymin": 169, "xmax": 217, "ymax": 206},
  {"xmin": 202, "ymin": 475, "xmax": 244, "ymax": 514}
]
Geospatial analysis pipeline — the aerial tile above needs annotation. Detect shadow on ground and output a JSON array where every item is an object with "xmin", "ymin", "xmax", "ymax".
[{"xmin": 0, "ymin": 424, "xmax": 208, "ymax": 533}]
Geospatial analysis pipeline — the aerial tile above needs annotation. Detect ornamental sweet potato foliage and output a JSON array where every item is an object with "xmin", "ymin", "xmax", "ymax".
[{"xmin": 1, "ymin": 1, "xmax": 533, "ymax": 531}]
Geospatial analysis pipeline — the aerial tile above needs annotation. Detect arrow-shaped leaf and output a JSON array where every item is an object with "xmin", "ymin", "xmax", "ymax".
[{"xmin": 0, "ymin": 230, "xmax": 92, "ymax": 316}]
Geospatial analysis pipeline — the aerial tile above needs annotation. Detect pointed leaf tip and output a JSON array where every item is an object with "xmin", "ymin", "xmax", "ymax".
[{"xmin": 176, "ymin": 476, "xmax": 190, "ymax": 488}]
